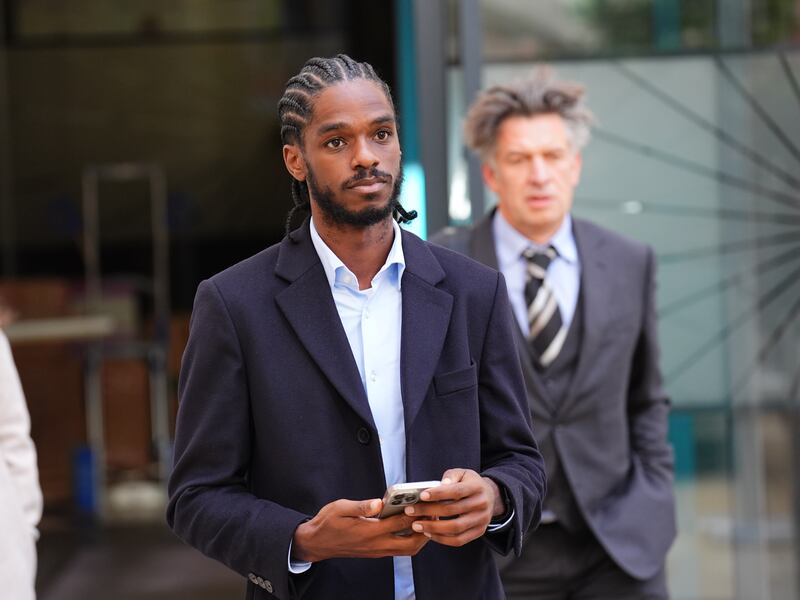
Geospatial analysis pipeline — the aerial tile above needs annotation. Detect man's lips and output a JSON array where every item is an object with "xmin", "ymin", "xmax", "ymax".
[{"xmin": 347, "ymin": 177, "xmax": 390, "ymax": 194}]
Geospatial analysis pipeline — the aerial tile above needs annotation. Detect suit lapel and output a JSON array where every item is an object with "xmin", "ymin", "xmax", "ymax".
[
  {"xmin": 274, "ymin": 222, "xmax": 376, "ymax": 429},
  {"xmin": 558, "ymin": 218, "xmax": 612, "ymax": 417},
  {"xmin": 400, "ymin": 231, "xmax": 453, "ymax": 428},
  {"xmin": 470, "ymin": 211, "xmax": 500, "ymax": 270}
]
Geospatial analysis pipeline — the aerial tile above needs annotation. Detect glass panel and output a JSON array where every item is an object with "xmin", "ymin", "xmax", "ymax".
[{"xmin": 446, "ymin": 0, "xmax": 800, "ymax": 62}]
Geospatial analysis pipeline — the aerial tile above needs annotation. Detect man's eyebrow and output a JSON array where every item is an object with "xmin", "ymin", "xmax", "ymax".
[
  {"xmin": 317, "ymin": 121, "xmax": 347, "ymax": 136},
  {"xmin": 316, "ymin": 115, "xmax": 396, "ymax": 136},
  {"xmin": 372, "ymin": 114, "xmax": 396, "ymax": 126}
]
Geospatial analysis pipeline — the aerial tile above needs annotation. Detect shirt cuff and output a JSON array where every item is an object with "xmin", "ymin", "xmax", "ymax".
[
  {"xmin": 486, "ymin": 508, "xmax": 515, "ymax": 532},
  {"xmin": 287, "ymin": 539, "xmax": 313, "ymax": 574}
]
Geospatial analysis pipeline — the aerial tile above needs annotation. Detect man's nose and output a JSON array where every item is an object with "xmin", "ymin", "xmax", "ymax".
[
  {"xmin": 528, "ymin": 155, "xmax": 551, "ymax": 184},
  {"xmin": 351, "ymin": 138, "xmax": 379, "ymax": 170}
]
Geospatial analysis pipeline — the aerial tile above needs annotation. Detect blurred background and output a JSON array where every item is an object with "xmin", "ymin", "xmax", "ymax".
[{"xmin": 0, "ymin": 1, "xmax": 798, "ymax": 598}]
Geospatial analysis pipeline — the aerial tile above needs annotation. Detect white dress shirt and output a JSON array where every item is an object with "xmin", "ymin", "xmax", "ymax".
[{"xmin": 307, "ymin": 217, "xmax": 414, "ymax": 600}]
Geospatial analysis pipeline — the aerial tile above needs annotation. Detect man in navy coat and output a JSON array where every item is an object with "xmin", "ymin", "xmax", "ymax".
[{"xmin": 167, "ymin": 54, "xmax": 545, "ymax": 600}]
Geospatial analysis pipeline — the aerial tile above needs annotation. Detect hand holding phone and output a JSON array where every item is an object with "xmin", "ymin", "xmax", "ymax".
[{"xmin": 378, "ymin": 480, "xmax": 442, "ymax": 519}]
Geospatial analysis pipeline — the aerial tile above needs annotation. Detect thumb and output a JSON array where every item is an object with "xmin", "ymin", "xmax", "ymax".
[
  {"xmin": 356, "ymin": 498, "xmax": 383, "ymax": 517},
  {"xmin": 329, "ymin": 498, "xmax": 382, "ymax": 517},
  {"xmin": 441, "ymin": 468, "xmax": 468, "ymax": 484}
]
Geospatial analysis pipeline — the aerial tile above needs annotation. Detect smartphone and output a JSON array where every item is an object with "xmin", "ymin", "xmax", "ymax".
[{"xmin": 378, "ymin": 480, "xmax": 442, "ymax": 518}]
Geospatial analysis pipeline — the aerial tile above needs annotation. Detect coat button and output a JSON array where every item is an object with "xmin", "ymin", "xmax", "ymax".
[
  {"xmin": 357, "ymin": 427, "xmax": 371, "ymax": 444},
  {"xmin": 265, "ymin": 580, "xmax": 273, "ymax": 593}
]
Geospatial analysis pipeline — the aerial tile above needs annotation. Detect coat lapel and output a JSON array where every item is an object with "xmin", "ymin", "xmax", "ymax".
[
  {"xmin": 558, "ymin": 218, "xmax": 612, "ymax": 417},
  {"xmin": 399, "ymin": 231, "xmax": 453, "ymax": 428},
  {"xmin": 274, "ymin": 222, "xmax": 376, "ymax": 429}
]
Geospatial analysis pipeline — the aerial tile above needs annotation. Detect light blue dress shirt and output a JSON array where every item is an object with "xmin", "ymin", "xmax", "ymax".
[
  {"xmin": 308, "ymin": 217, "xmax": 415, "ymax": 600},
  {"xmin": 492, "ymin": 211, "xmax": 581, "ymax": 336}
]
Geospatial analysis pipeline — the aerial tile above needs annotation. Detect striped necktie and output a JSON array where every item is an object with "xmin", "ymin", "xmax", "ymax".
[{"xmin": 523, "ymin": 246, "xmax": 567, "ymax": 367}]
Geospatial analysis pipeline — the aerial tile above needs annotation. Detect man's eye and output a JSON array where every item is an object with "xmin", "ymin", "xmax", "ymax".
[
  {"xmin": 326, "ymin": 138, "xmax": 344, "ymax": 149},
  {"xmin": 375, "ymin": 130, "xmax": 392, "ymax": 141}
]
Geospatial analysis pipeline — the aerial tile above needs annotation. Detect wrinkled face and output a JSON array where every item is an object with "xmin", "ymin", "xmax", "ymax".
[
  {"xmin": 483, "ymin": 114, "xmax": 582, "ymax": 243},
  {"xmin": 283, "ymin": 78, "xmax": 403, "ymax": 228}
]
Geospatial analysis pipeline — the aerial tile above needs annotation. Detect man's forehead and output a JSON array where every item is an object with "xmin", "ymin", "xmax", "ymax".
[
  {"xmin": 496, "ymin": 114, "xmax": 571, "ymax": 151},
  {"xmin": 308, "ymin": 80, "xmax": 395, "ymax": 132}
]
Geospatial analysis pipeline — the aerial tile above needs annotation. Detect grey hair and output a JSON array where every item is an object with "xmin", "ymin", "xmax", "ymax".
[{"xmin": 464, "ymin": 67, "xmax": 594, "ymax": 160}]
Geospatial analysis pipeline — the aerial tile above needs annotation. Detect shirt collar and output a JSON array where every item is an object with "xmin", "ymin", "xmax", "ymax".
[
  {"xmin": 309, "ymin": 216, "xmax": 406, "ymax": 292},
  {"xmin": 492, "ymin": 210, "xmax": 578, "ymax": 267}
]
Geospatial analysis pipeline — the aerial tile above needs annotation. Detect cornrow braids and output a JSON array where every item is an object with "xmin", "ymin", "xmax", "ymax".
[{"xmin": 279, "ymin": 54, "xmax": 415, "ymax": 234}]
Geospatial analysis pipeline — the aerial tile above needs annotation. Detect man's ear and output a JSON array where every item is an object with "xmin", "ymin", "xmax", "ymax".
[
  {"xmin": 482, "ymin": 162, "xmax": 499, "ymax": 194},
  {"xmin": 283, "ymin": 144, "xmax": 307, "ymax": 182},
  {"xmin": 571, "ymin": 152, "xmax": 583, "ymax": 187}
]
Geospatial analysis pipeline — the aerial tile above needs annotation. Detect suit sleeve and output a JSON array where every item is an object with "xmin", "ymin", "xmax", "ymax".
[
  {"xmin": 167, "ymin": 280, "xmax": 308, "ymax": 600},
  {"xmin": 627, "ymin": 248, "xmax": 675, "ymax": 492},
  {"xmin": 477, "ymin": 272, "xmax": 546, "ymax": 556}
]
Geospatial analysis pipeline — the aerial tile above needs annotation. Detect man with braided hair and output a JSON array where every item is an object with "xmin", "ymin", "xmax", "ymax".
[
  {"xmin": 433, "ymin": 68, "xmax": 675, "ymax": 598},
  {"xmin": 168, "ymin": 54, "xmax": 545, "ymax": 600}
]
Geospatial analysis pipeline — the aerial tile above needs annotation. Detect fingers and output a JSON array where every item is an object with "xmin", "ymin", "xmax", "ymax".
[
  {"xmin": 421, "ymin": 522, "xmax": 487, "ymax": 547},
  {"xmin": 409, "ymin": 506, "xmax": 490, "ymax": 547},
  {"xmin": 375, "ymin": 532, "xmax": 430, "ymax": 557},
  {"xmin": 405, "ymin": 493, "xmax": 488, "ymax": 519},
  {"xmin": 404, "ymin": 470, "xmax": 494, "ymax": 548},
  {"xmin": 377, "ymin": 512, "xmax": 421, "ymax": 534},
  {"xmin": 303, "ymin": 498, "xmax": 434, "ymax": 561},
  {"xmin": 326, "ymin": 498, "xmax": 383, "ymax": 518},
  {"xmin": 419, "ymin": 472, "xmax": 482, "ymax": 504}
]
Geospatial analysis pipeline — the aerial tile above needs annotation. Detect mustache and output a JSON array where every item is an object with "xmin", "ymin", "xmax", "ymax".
[{"xmin": 342, "ymin": 167, "xmax": 393, "ymax": 189}]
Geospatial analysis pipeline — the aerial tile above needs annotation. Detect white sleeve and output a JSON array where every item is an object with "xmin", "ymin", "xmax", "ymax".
[
  {"xmin": 0, "ymin": 331, "xmax": 43, "ymax": 534},
  {"xmin": 287, "ymin": 539, "xmax": 313, "ymax": 574}
]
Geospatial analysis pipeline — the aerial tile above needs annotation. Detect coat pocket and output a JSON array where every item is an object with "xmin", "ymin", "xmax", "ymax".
[{"xmin": 433, "ymin": 361, "xmax": 478, "ymax": 397}]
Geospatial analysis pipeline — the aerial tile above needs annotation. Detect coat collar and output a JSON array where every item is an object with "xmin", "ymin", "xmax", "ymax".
[
  {"xmin": 274, "ymin": 220, "xmax": 375, "ymax": 427},
  {"xmin": 274, "ymin": 219, "xmax": 452, "ymax": 430},
  {"xmin": 469, "ymin": 209, "xmax": 500, "ymax": 270}
]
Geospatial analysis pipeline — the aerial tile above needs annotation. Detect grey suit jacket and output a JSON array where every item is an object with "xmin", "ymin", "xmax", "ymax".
[{"xmin": 432, "ymin": 211, "xmax": 676, "ymax": 580}]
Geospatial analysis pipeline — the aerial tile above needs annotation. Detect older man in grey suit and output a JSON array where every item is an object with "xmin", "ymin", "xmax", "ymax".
[{"xmin": 432, "ymin": 69, "xmax": 676, "ymax": 599}]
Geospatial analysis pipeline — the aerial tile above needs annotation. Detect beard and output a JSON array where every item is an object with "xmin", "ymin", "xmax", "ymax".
[{"xmin": 307, "ymin": 164, "xmax": 404, "ymax": 228}]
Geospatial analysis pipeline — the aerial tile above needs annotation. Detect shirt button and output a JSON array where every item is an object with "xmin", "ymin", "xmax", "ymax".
[
  {"xmin": 357, "ymin": 427, "xmax": 371, "ymax": 444},
  {"xmin": 370, "ymin": 371, "xmax": 377, "ymax": 382}
]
